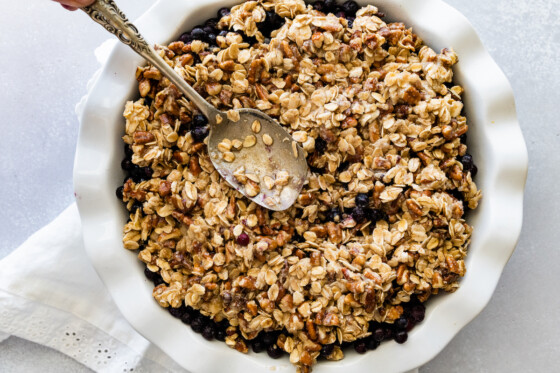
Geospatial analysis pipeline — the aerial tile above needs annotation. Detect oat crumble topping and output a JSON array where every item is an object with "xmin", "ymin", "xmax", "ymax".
[{"xmin": 118, "ymin": 1, "xmax": 481, "ymax": 371}]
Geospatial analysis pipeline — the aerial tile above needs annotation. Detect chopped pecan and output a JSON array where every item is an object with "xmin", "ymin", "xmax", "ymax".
[
  {"xmin": 143, "ymin": 67, "xmax": 162, "ymax": 80},
  {"xmin": 218, "ymin": 60, "xmax": 236, "ymax": 72},
  {"xmin": 255, "ymin": 84, "xmax": 269, "ymax": 101},
  {"xmin": 248, "ymin": 58, "xmax": 265, "ymax": 84},
  {"xmin": 159, "ymin": 181, "xmax": 172, "ymax": 196},
  {"xmin": 326, "ymin": 222, "xmax": 342, "ymax": 244},
  {"xmin": 189, "ymin": 155, "xmax": 201, "ymax": 176},
  {"xmin": 133, "ymin": 131, "xmax": 155, "ymax": 145},
  {"xmin": 406, "ymin": 199, "xmax": 423, "ymax": 216},
  {"xmin": 403, "ymin": 86, "xmax": 421, "ymax": 105}
]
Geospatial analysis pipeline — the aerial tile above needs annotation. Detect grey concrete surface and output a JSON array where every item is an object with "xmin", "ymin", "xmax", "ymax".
[{"xmin": 0, "ymin": 0, "xmax": 558, "ymax": 372}]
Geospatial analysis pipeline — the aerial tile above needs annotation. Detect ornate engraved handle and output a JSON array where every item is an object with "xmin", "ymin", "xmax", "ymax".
[
  {"xmin": 81, "ymin": 0, "xmax": 220, "ymax": 119},
  {"xmin": 82, "ymin": 0, "xmax": 151, "ymax": 55}
]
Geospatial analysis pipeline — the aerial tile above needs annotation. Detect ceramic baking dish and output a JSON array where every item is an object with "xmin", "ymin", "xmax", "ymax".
[{"xmin": 74, "ymin": 0, "xmax": 528, "ymax": 371}]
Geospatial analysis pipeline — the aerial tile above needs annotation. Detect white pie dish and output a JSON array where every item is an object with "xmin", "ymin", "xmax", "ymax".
[{"xmin": 73, "ymin": 0, "xmax": 528, "ymax": 372}]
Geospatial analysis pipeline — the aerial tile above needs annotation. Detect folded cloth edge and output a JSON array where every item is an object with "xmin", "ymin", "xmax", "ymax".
[
  {"xmin": 0, "ymin": 288, "xmax": 173, "ymax": 373},
  {"xmin": 0, "ymin": 203, "xmax": 185, "ymax": 372}
]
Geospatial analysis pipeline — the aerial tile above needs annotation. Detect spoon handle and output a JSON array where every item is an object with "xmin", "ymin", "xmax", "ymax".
[{"xmin": 82, "ymin": 0, "xmax": 220, "ymax": 119}]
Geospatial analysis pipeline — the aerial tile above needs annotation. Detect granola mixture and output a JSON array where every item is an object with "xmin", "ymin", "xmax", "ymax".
[{"xmin": 117, "ymin": 0, "xmax": 481, "ymax": 371}]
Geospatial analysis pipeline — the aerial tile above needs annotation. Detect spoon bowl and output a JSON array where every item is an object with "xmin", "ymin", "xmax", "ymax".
[{"xmin": 207, "ymin": 108, "xmax": 308, "ymax": 211}]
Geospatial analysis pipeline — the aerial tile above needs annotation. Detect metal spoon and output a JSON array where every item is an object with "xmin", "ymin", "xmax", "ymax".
[{"xmin": 82, "ymin": 0, "xmax": 308, "ymax": 211}]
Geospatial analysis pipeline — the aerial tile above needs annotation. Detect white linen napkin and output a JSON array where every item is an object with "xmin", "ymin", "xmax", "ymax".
[
  {"xmin": 0, "ymin": 203, "xmax": 185, "ymax": 373},
  {"xmin": 0, "ymin": 40, "xmax": 418, "ymax": 373}
]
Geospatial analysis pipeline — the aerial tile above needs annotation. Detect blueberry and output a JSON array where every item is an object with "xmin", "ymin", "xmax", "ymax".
[
  {"xmin": 411, "ymin": 304, "xmax": 425, "ymax": 323},
  {"xmin": 191, "ymin": 27, "xmax": 206, "ymax": 41},
  {"xmin": 460, "ymin": 154, "xmax": 478, "ymax": 177},
  {"xmin": 394, "ymin": 330, "xmax": 408, "ymax": 344},
  {"xmin": 215, "ymin": 328, "xmax": 227, "ymax": 341},
  {"xmin": 191, "ymin": 316, "xmax": 206, "ymax": 333},
  {"xmin": 312, "ymin": 1, "xmax": 325, "ymax": 12},
  {"xmin": 130, "ymin": 165, "xmax": 142, "ymax": 182},
  {"xmin": 191, "ymin": 320, "xmax": 204, "ymax": 334},
  {"xmin": 144, "ymin": 267, "xmax": 160, "ymax": 282},
  {"xmin": 366, "ymin": 337, "xmax": 380, "ymax": 350},
  {"xmin": 355, "ymin": 193, "xmax": 369, "ymax": 207},
  {"xmin": 218, "ymin": 319, "xmax": 230, "ymax": 330},
  {"xmin": 130, "ymin": 201, "xmax": 143, "ymax": 214},
  {"xmin": 192, "ymin": 53, "xmax": 202, "ymax": 66},
  {"xmin": 352, "ymin": 206, "xmax": 366, "ymax": 223},
  {"xmin": 315, "ymin": 137, "xmax": 327, "ymax": 153},
  {"xmin": 168, "ymin": 306, "xmax": 186, "ymax": 319},
  {"xmin": 258, "ymin": 11, "xmax": 284, "ymax": 36},
  {"xmin": 367, "ymin": 208, "xmax": 386, "ymax": 222},
  {"xmin": 342, "ymin": 0, "xmax": 359, "ymax": 16},
  {"xmin": 261, "ymin": 332, "xmax": 278, "ymax": 346},
  {"xmin": 217, "ymin": 7, "xmax": 230, "ymax": 18},
  {"xmin": 219, "ymin": 30, "xmax": 229, "ymax": 37},
  {"xmin": 251, "ymin": 340, "xmax": 267, "ymax": 353},
  {"xmin": 143, "ymin": 267, "xmax": 154, "ymax": 280},
  {"xmin": 459, "ymin": 133, "xmax": 467, "ymax": 144},
  {"xmin": 309, "ymin": 165, "xmax": 325, "ymax": 174},
  {"xmin": 237, "ymin": 233, "xmax": 250, "ymax": 246},
  {"xmin": 324, "ymin": 0, "xmax": 338, "ymax": 12},
  {"xmin": 267, "ymin": 11, "xmax": 284, "ymax": 29},
  {"xmin": 132, "ymin": 171, "xmax": 144, "ymax": 182},
  {"xmin": 179, "ymin": 32, "xmax": 194, "ymax": 44},
  {"xmin": 405, "ymin": 316, "xmax": 416, "ymax": 332},
  {"xmin": 372, "ymin": 327, "xmax": 385, "ymax": 342},
  {"xmin": 153, "ymin": 275, "xmax": 164, "ymax": 286},
  {"xmin": 141, "ymin": 166, "xmax": 153, "ymax": 180},
  {"xmin": 347, "ymin": 16, "xmax": 355, "ymax": 28},
  {"xmin": 144, "ymin": 268, "xmax": 164, "ymax": 286},
  {"xmin": 327, "ymin": 207, "xmax": 342, "ymax": 222},
  {"xmin": 266, "ymin": 344, "xmax": 284, "ymax": 359},
  {"xmin": 460, "ymin": 154, "xmax": 474, "ymax": 171},
  {"xmin": 178, "ymin": 121, "xmax": 191, "ymax": 135},
  {"xmin": 196, "ymin": 314, "xmax": 208, "ymax": 324},
  {"xmin": 181, "ymin": 311, "xmax": 194, "ymax": 325},
  {"xmin": 338, "ymin": 161, "xmax": 350, "ymax": 172},
  {"xmin": 192, "ymin": 114, "xmax": 208, "ymax": 127},
  {"xmin": 320, "ymin": 343, "xmax": 334, "ymax": 358},
  {"xmin": 470, "ymin": 164, "xmax": 478, "ymax": 177},
  {"xmin": 205, "ymin": 17, "xmax": 219, "ymax": 29},
  {"xmin": 354, "ymin": 341, "xmax": 368, "ymax": 354},
  {"xmin": 383, "ymin": 326, "xmax": 394, "ymax": 341},
  {"xmin": 207, "ymin": 33, "xmax": 217, "ymax": 45},
  {"xmin": 335, "ymin": 11, "xmax": 346, "ymax": 18},
  {"xmin": 124, "ymin": 145, "xmax": 133, "ymax": 159},
  {"xmin": 203, "ymin": 25, "xmax": 215, "ymax": 35},
  {"xmin": 201, "ymin": 325, "xmax": 215, "ymax": 341},
  {"xmin": 450, "ymin": 189, "xmax": 464, "ymax": 203},
  {"xmin": 191, "ymin": 126, "xmax": 209, "ymax": 142},
  {"xmin": 116, "ymin": 186, "xmax": 124, "ymax": 200},
  {"xmin": 243, "ymin": 34, "xmax": 258, "ymax": 45},
  {"xmin": 131, "ymin": 165, "xmax": 152, "ymax": 181},
  {"xmin": 395, "ymin": 317, "xmax": 408, "ymax": 330}
]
